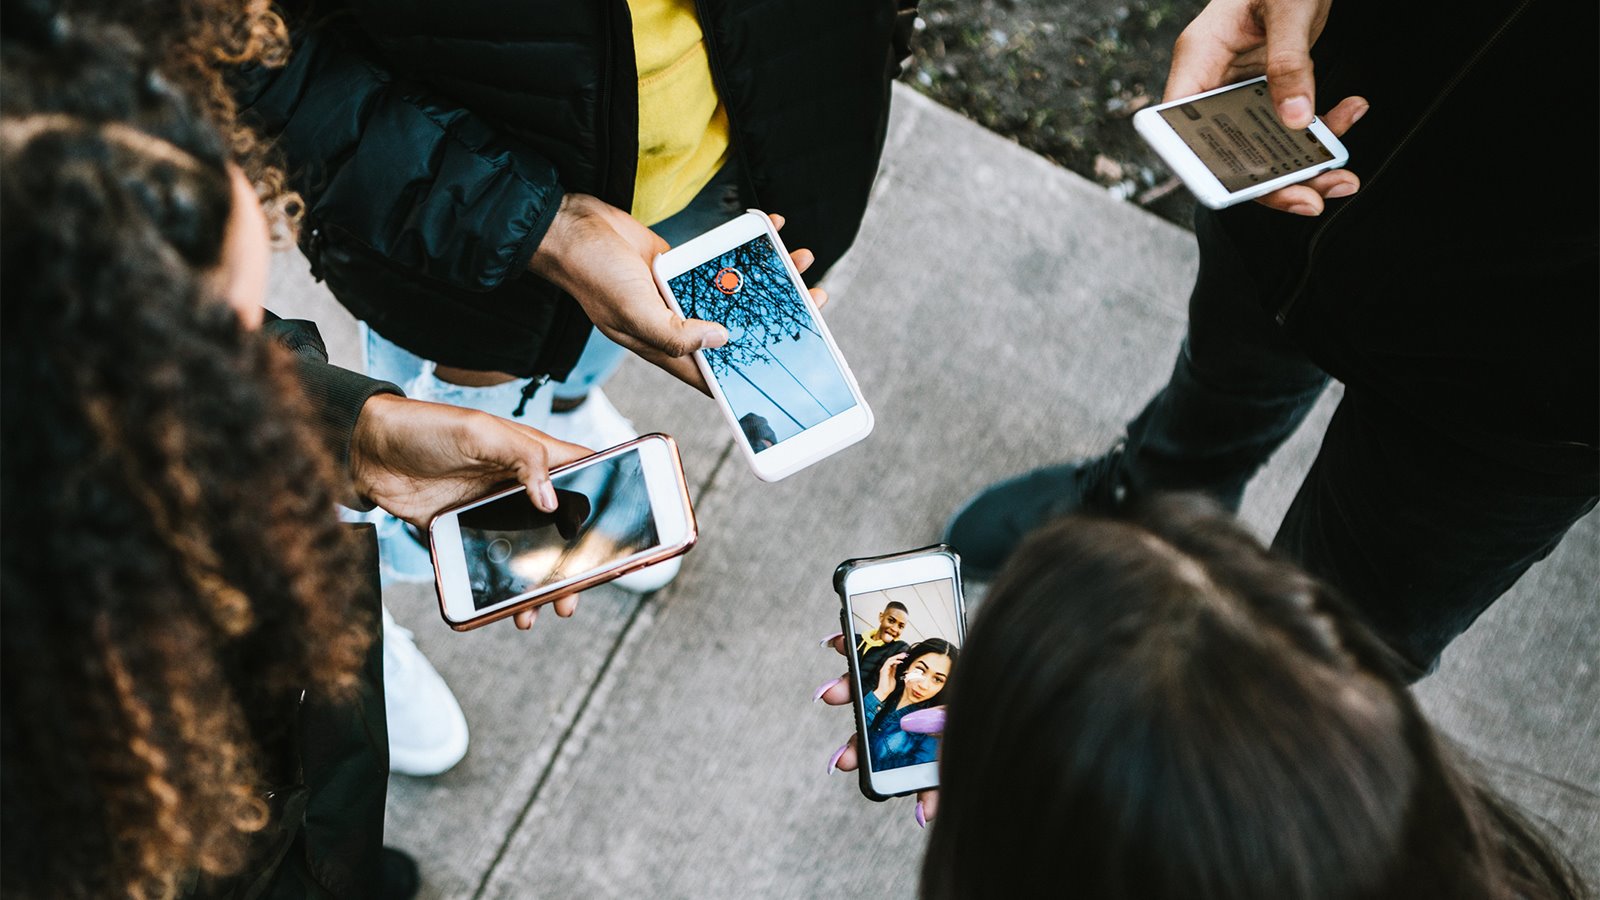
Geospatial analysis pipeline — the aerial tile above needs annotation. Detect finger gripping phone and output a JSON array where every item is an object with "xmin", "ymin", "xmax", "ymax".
[
  {"xmin": 834, "ymin": 545, "xmax": 966, "ymax": 801},
  {"xmin": 429, "ymin": 434, "xmax": 697, "ymax": 631},
  {"xmin": 653, "ymin": 210, "xmax": 873, "ymax": 482},
  {"xmin": 1133, "ymin": 76, "xmax": 1350, "ymax": 209}
]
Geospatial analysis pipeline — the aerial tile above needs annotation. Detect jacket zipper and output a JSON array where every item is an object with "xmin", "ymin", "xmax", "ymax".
[
  {"xmin": 512, "ymin": 375, "xmax": 550, "ymax": 418},
  {"xmin": 1273, "ymin": 0, "xmax": 1534, "ymax": 325},
  {"xmin": 692, "ymin": 0, "xmax": 758, "ymax": 208},
  {"xmin": 600, "ymin": 1, "xmax": 616, "ymax": 204},
  {"xmin": 526, "ymin": 2, "xmax": 623, "ymax": 389}
]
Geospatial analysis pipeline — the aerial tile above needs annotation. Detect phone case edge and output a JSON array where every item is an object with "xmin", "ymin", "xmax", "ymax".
[{"xmin": 833, "ymin": 543, "xmax": 963, "ymax": 801}]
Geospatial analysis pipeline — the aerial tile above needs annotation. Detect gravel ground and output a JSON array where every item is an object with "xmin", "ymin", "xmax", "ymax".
[{"xmin": 902, "ymin": 0, "xmax": 1206, "ymax": 229}]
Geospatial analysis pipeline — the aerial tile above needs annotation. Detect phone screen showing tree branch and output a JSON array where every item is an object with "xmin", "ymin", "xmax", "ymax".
[
  {"xmin": 1159, "ymin": 82, "xmax": 1333, "ymax": 193},
  {"xmin": 669, "ymin": 234, "xmax": 858, "ymax": 454}
]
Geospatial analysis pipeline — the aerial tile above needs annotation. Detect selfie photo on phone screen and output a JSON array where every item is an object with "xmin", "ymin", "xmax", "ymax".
[
  {"xmin": 667, "ymin": 233, "xmax": 859, "ymax": 455},
  {"xmin": 849, "ymin": 579, "xmax": 962, "ymax": 773},
  {"xmin": 458, "ymin": 449, "xmax": 658, "ymax": 610},
  {"xmin": 1158, "ymin": 81, "xmax": 1334, "ymax": 192}
]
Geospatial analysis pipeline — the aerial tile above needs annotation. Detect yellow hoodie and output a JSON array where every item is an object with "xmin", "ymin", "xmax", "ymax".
[{"xmin": 628, "ymin": 0, "xmax": 730, "ymax": 226}]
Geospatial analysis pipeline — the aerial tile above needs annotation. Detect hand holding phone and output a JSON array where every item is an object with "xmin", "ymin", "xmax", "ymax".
[
  {"xmin": 429, "ymin": 434, "xmax": 697, "ymax": 631},
  {"xmin": 350, "ymin": 393, "xmax": 591, "ymax": 529},
  {"xmin": 1134, "ymin": 76, "xmax": 1355, "ymax": 210},
  {"xmin": 817, "ymin": 639, "xmax": 944, "ymax": 827},
  {"xmin": 817, "ymin": 546, "xmax": 967, "ymax": 826},
  {"xmin": 1158, "ymin": 0, "xmax": 1366, "ymax": 215},
  {"xmin": 528, "ymin": 194, "xmax": 726, "ymax": 393},
  {"xmin": 654, "ymin": 210, "xmax": 873, "ymax": 481}
]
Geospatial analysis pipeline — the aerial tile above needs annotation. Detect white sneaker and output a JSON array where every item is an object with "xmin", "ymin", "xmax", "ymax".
[
  {"xmin": 382, "ymin": 605, "xmax": 469, "ymax": 776},
  {"xmin": 546, "ymin": 389, "xmax": 682, "ymax": 594}
]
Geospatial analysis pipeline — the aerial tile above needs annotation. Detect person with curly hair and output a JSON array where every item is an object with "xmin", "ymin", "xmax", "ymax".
[
  {"xmin": 2, "ymin": 0, "xmax": 609, "ymax": 779},
  {"xmin": 0, "ymin": 13, "xmax": 595, "ymax": 896},
  {"xmin": 3, "ymin": 0, "xmax": 299, "ymax": 225},
  {"xmin": 0, "ymin": 110, "xmax": 384, "ymax": 898}
]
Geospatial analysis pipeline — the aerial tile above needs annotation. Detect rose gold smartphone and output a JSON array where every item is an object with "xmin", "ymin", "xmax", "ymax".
[{"xmin": 429, "ymin": 434, "xmax": 696, "ymax": 631}]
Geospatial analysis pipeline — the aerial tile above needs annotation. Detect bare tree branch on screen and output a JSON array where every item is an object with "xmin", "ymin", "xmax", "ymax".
[{"xmin": 672, "ymin": 238, "xmax": 821, "ymax": 378}]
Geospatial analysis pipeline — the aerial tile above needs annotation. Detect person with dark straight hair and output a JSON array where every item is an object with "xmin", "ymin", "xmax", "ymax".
[
  {"xmin": 916, "ymin": 496, "xmax": 1586, "ymax": 900},
  {"xmin": 862, "ymin": 638, "xmax": 956, "ymax": 772}
]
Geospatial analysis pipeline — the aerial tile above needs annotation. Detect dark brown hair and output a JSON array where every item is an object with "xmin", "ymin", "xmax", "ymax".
[
  {"xmin": 2, "ymin": 0, "xmax": 299, "ymax": 229},
  {"xmin": 0, "ymin": 111, "xmax": 369, "ymax": 900},
  {"xmin": 870, "ymin": 638, "xmax": 958, "ymax": 731},
  {"xmin": 923, "ymin": 494, "xmax": 1587, "ymax": 900}
]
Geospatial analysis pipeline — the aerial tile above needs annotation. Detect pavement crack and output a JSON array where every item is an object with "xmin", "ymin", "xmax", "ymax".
[
  {"xmin": 472, "ymin": 439, "xmax": 738, "ymax": 897},
  {"xmin": 697, "ymin": 439, "xmax": 736, "ymax": 497},
  {"xmin": 469, "ymin": 596, "xmax": 653, "ymax": 899}
]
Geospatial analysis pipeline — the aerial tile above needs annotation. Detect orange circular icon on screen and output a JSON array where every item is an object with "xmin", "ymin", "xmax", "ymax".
[{"xmin": 713, "ymin": 267, "xmax": 743, "ymax": 294}]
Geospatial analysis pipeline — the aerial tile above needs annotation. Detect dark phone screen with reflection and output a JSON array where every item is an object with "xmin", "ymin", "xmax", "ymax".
[{"xmin": 459, "ymin": 449, "xmax": 659, "ymax": 610}]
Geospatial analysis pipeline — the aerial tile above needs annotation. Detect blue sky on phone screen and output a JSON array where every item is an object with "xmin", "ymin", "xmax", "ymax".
[{"xmin": 669, "ymin": 234, "xmax": 856, "ymax": 450}]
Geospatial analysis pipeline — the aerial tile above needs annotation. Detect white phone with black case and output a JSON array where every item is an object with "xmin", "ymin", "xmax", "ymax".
[
  {"xmin": 834, "ymin": 545, "xmax": 966, "ymax": 801},
  {"xmin": 653, "ymin": 210, "xmax": 873, "ymax": 481},
  {"xmin": 1134, "ymin": 76, "xmax": 1349, "ymax": 209}
]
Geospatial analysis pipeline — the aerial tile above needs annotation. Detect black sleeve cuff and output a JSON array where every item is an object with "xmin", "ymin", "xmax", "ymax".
[{"xmin": 293, "ymin": 356, "xmax": 403, "ymax": 509}]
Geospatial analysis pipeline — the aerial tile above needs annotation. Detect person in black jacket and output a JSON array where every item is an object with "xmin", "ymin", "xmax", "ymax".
[
  {"xmin": 856, "ymin": 600, "xmax": 912, "ymax": 689},
  {"xmin": 234, "ymin": 0, "xmax": 909, "ymax": 434},
  {"xmin": 234, "ymin": 0, "xmax": 911, "ymax": 772},
  {"xmin": 949, "ymin": 0, "xmax": 1598, "ymax": 677}
]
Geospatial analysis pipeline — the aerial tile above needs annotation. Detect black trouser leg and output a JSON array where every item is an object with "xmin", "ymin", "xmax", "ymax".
[
  {"xmin": 1273, "ymin": 392, "xmax": 1598, "ymax": 675},
  {"xmin": 1123, "ymin": 208, "xmax": 1329, "ymax": 510}
]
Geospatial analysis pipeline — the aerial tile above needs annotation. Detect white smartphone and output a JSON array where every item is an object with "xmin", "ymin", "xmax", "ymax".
[
  {"xmin": 653, "ymin": 210, "xmax": 873, "ymax": 482},
  {"xmin": 429, "ymin": 434, "xmax": 696, "ymax": 631},
  {"xmin": 1133, "ymin": 76, "xmax": 1349, "ymax": 209},
  {"xmin": 833, "ymin": 545, "xmax": 966, "ymax": 801}
]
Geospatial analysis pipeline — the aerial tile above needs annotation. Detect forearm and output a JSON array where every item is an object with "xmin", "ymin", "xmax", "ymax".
[
  {"xmin": 263, "ymin": 314, "xmax": 403, "ymax": 507},
  {"xmin": 294, "ymin": 357, "xmax": 403, "ymax": 508}
]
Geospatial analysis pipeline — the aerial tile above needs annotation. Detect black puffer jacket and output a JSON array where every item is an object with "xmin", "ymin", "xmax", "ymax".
[
  {"xmin": 1209, "ymin": 0, "xmax": 1596, "ymax": 479},
  {"xmin": 238, "ymin": 0, "xmax": 912, "ymax": 380}
]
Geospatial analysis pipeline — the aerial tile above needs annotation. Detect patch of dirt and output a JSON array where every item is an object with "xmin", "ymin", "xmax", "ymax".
[{"xmin": 901, "ymin": 0, "xmax": 1206, "ymax": 229}]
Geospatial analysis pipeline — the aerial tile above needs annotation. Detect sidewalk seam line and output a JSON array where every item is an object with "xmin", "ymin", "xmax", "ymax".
[
  {"xmin": 471, "ymin": 439, "xmax": 734, "ymax": 898},
  {"xmin": 469, "ymin": 595, "xmax": 651, "ymax": 900}
]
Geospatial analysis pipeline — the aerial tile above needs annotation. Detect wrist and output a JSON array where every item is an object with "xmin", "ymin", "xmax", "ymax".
[
  {"xmin": 528, "ymin": 193, "xmax": 592, "ymax": 286},
  {"xmin": 349, "ymin": 392, "xmax": 406, "ymax": 501}
]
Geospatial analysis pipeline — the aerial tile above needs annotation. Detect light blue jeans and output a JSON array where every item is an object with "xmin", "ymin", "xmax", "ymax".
[{"xmin": 363, "ymin": 162, "xmax": 744, "ymax": 416}]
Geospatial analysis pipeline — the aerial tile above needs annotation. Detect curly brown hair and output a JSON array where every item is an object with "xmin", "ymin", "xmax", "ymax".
[
  {"xmin": 0, "ymin": 109, "xmax": 371, "ymax": 900},
  {"xmin": 3, "ymin": 0, "xmax": 300, "ymax": 230}
]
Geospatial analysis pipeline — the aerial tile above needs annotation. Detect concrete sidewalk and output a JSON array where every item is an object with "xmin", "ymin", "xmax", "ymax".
[{"xmin": 269, "ymin": 84, "xmax": 1598, "ymax": 899}]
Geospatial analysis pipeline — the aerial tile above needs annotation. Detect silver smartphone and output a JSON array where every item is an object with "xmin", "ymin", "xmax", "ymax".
[
  {"xmin": 1134, "ymin": 76, "xmax": 1350, "ymax": 209},
  {"xmin": 653, "ymin": 211, "xmax": 874, "ymax": 482}
]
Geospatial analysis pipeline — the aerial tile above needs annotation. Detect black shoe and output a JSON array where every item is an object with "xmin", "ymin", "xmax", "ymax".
[
  {"xmin": 944, "ymin": 444, "xmax": 1128, "ymax": 579},
  {"xmin": 380, "ymin": 847, "xmax": 421, "ymax": 900}
]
